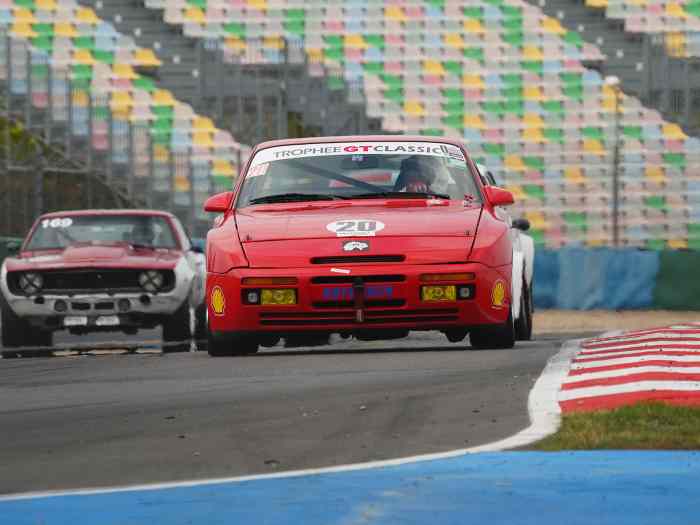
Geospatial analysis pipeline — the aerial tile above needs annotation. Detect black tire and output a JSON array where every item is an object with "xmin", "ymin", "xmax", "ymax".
[
  {"xmin": 162, "ymin": 301, "xmax": 192, "ymax": 353},
  {"xmin": 208, "ymin": 332, "xmax": 259, "ymax": 357},
  {"xmin": 515, "ymin": 279, "xmax": 533, "ymax": 341},
  {"xmin": 194, "ymin": 303, "xmax": 208, "ymax": 352},
  {"xmin": 469, "ymin": 308, "xmax": 516, "ymax": 350},
  {"xmin": 1, "ymin": 295, "xmax": 53, "ymax": 357}
]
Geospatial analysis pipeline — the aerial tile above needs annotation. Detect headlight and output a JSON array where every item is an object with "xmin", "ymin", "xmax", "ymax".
[
  {"xmin": 138, "ymin": 270, "xmax": 164, "ymax": 292},
  {"xmin": 19, "ymin": 272, "xmax": 43, "ymax": 295}
]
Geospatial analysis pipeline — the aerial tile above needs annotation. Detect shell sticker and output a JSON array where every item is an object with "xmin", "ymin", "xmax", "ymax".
[
  {"xmin": 210, "ymin": 286, "xmax": 226, "ymax": 316},
  {"xmin": 491, "ymin": 280, "xmax": 506, "ymax": 308}
]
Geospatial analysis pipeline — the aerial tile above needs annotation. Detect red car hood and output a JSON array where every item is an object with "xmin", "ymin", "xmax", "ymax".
[
  {"xmin": 5, "ymin": 245, "xmax": 182, "ymax": 272},
  {"xmin": 236, "ymin": 200, "xmax": 482, "ymax": 268}
]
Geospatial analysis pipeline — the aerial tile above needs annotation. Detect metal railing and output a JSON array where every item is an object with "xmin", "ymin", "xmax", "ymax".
[{"xmin": 0, "ymin": 34, "xmax": 245, "ymax": 238}]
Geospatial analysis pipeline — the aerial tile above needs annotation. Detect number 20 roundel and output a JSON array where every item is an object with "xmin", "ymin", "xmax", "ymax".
[{"xmin": 326, "ymin": 219, "xmax": 385, "ymax": 237}]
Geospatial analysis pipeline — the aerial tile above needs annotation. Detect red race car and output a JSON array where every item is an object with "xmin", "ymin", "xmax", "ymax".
[
  {"xmin": 0, "ymin": 210, "xmax": 207, "ymax": 357},
  {"xmin": 203, "ymin": 136, "xmax": 533, "ymax": 356}
]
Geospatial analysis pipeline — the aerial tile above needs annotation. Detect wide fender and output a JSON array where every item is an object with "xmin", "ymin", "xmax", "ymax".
[
  {"xmin": 206, "ymin": 215, "xmax": 249, "ymax": 274},
  {"xmin": 187, "ymin": 251, "xmax": 207, "ymax": 307},
  {"xmin": 468, "ymin": 210, "xmax": 512, "ymax": 268},
  {"xmin": 173, "ymin": 256, "xmax": 197, "ymax": 308},
  {"xmin": 510, "ymin": 248, "xmax": 525, "ymax": 321},
  {"xmin": 520, "ymin": 234, "xmax": 535, "ymax": 288}
]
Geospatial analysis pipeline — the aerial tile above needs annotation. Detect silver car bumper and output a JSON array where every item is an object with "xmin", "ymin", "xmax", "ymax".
[{"xmin": 0, "ymin": 259, "xmax": 194, "ymax": 323}]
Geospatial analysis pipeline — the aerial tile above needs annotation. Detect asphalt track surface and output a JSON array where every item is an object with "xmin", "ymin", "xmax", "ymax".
[{"xmin": 0, "ymin": 331, "xmax": 571, "ymax": 495}]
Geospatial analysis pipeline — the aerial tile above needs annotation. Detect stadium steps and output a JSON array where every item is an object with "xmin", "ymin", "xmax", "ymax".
[
  {"xmin": 78, "ymin": 0, "xmax": 377, "ymax": 143},
  {"xmin": 78, "ymin": 0, "xmax": 199, "ymax": 104},
  {"xmin": 526, "ymin": 0, "xmax": 645, "ymax": 97}
]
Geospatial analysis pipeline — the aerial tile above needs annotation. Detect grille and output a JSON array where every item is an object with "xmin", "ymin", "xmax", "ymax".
[
  {"xmin": 8, "ymin": 269, "xmax": 175, "ymax": 295},
  {"xmin": 311, "ymin": 275, "xmax": 405, "ymax": 284},
  {"xmin": 311, "ymin": 255, "xmax": 405, "ymax": 265},
  {"xmin": 95, "ymin": 302, "xmax": 115, "ymax": 310},
  {"xmin": 259, "ymin": 308, "xmax": 459, "ymax": 326},
  {"xmin": 71, "ymin": 302, "xmax": 90, "ymax": 311},
  {"xmin": 312, "ymin": 299, "xmax": 405, "ymax": 309}
]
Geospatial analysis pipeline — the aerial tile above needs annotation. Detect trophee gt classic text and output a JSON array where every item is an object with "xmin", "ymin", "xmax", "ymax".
[{"xmin": 203, "ymin": 136, "xmax": 534, "ymax": 356}]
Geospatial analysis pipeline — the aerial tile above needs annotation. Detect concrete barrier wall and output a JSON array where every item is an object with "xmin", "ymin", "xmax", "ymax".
[{"xmin": 534, "ymin": 248, "xmax": 699, "ymax": 310}]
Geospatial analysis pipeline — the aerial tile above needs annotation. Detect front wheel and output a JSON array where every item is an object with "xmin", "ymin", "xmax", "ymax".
[
  {"xmin": 469, "ymin": 308, "xmax": 516, "ymax": 350},
  {"xmin": 162, "ymin": 301, "xmax": 192, "ymax": 353}
]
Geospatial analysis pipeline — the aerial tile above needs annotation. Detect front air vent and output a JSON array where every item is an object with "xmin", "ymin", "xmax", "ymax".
[
  {"xmin": 312, "ymin": 299, "xmax": 406, "ymax": 309},
  {"xmin": 311, "ymin": 275, "xmax": 405, "ymax": 284},
  {"xmin": 311, "ymin": 255, "xmax": 405, "ymax": 265}
]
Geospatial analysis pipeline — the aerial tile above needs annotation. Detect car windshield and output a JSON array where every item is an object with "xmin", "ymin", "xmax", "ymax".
[
  {"xmin": 25, "ymin": 214, "xmax": 178, "ymax": 250},
  {"xmin": 237, "ymin": 141, "xmax": 482, "ymax": 207}
]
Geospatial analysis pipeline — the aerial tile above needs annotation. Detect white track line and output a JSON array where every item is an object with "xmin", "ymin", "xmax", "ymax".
[
  {"xmin": 0, "ymin": 340, "xmax": 582, "ymax": 502},
  {"xmin": 586, "ymin": 329, "xmax": 700, "ymax": 345},
  {"xmin": 558, "ymin": 380, "xmax": 700, "ymax": 402},
  {"xmin": 582, "ymin": 340, "xmax": 700, "ymax": 354},
  {"xmin": 580, "ymin": 345, "xmax": 700, "ymax": 355},
  {"xmin": 564, "ymin": 366, "xmax": 700, "ymax": 385},
  {"xmin": 572, "ymin": 354, "xmax": 700, "ymax": 370}
]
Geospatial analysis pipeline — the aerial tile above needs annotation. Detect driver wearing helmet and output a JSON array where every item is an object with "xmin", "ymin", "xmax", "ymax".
[
  {"xmin": 394, "ymin": 156, "xmax": 451, "ymax": 194},
  {"xmin": 130, "ymin": 218, "xmax": 156, "ymax": 247}
]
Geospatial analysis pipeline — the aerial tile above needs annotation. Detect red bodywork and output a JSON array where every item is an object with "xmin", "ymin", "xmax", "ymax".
[
  {"xmin": 206, "ymin": 136, "xmax": 514, "ymax": 337},
  {"xmin": 6, "ymin": 210, "xmax": 184, "ymax": 274}
]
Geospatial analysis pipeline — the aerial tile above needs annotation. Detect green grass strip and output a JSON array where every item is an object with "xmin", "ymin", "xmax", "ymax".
[{"xmin": 534, "ymin": 402, "xmax": 700, "ymax": 450}]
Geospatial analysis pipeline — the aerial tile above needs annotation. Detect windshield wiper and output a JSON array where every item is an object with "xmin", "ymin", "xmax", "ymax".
[
  {"xmin": 248, "ymin": 193, "xmax": 348, "ymax": 205},
  {"xmin": 349, "ymin": 191, "xmax": 452, "ymax": 200}
]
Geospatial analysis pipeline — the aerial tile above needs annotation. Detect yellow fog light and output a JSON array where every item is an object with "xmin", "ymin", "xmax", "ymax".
[
  {"xmin": 421, "ymin": 285, "xmax": 456, "ymax": 302},
  {"xmin": 261, "ymin": 288, "xmax": 297, "ymax": 305}
]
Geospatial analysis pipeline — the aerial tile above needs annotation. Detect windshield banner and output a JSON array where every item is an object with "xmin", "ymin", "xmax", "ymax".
[{"xmin": 250, "ymin": 142, "xmax": 466, "ymax": 167}]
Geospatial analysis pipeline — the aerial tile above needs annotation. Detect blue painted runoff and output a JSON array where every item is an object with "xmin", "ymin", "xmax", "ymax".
[{"xmin": 2, "ymin": 451, "xmax": 699, "ymax": 525}]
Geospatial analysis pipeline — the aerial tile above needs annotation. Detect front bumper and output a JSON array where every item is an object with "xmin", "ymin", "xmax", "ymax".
[
  {"xmin": 208, "ymin": 263, "xmax": 511, "ymax": 335},
  {"xmin": 0, "ymin": 264, "xmax": 193, "ymax": 331}
]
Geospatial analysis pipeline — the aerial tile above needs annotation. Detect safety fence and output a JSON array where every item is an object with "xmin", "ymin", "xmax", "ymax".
[
  {"xmin": 534, "ymin": 247, "xmax": 700, "ymax": 310},
  {"xmin": 0, "ymin": 33, "xmax": 248, "ymax": 239}
]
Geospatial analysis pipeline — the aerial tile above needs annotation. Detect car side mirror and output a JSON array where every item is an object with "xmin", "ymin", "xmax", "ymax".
[
  {"xmin": 484, "ymin": 186, "xmax": 515, "ymax": 207},
  {"xmin": 204, "ymin": 191, "xmax": 233, "ymax": 213},
  {"xmin": 512, "ymin": 218, "xmax": 530, "ymax": 232}
]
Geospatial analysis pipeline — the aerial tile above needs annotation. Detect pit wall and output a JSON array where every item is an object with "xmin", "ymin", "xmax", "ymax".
[{"xmin": 533, "ymin": 248, "xmax": 700, "ymax": 310}]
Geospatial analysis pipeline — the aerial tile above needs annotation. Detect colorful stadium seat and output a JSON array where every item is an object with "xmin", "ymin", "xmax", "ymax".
[{"xmin": 0, "ymin": 0, "xmax": 247, "ymax": 223}]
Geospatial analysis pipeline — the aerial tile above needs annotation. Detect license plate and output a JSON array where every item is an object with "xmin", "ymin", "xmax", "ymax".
[
  {"xmin": 96, "ymin": 315, "xmax": 120, "ymax": 326},
  {"xmin": 64, "ymin": 316, "xmax": 88, "ymax": 327},
  {"xmin": 321, "ymin": 285, "xmax": 394, "ymax": 301}
]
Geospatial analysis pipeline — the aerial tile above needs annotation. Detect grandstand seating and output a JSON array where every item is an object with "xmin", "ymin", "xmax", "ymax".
[
  {"xmin": 581, "ymin": 0, "xmax": 700, "ymax": 58},
  {"xmin": 138, "ymin": 0, "xmax": 700, "ymax": 248},
  {"xmin": 0, "ymin": 0, "xmax": 246, "ymax": 222}
]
